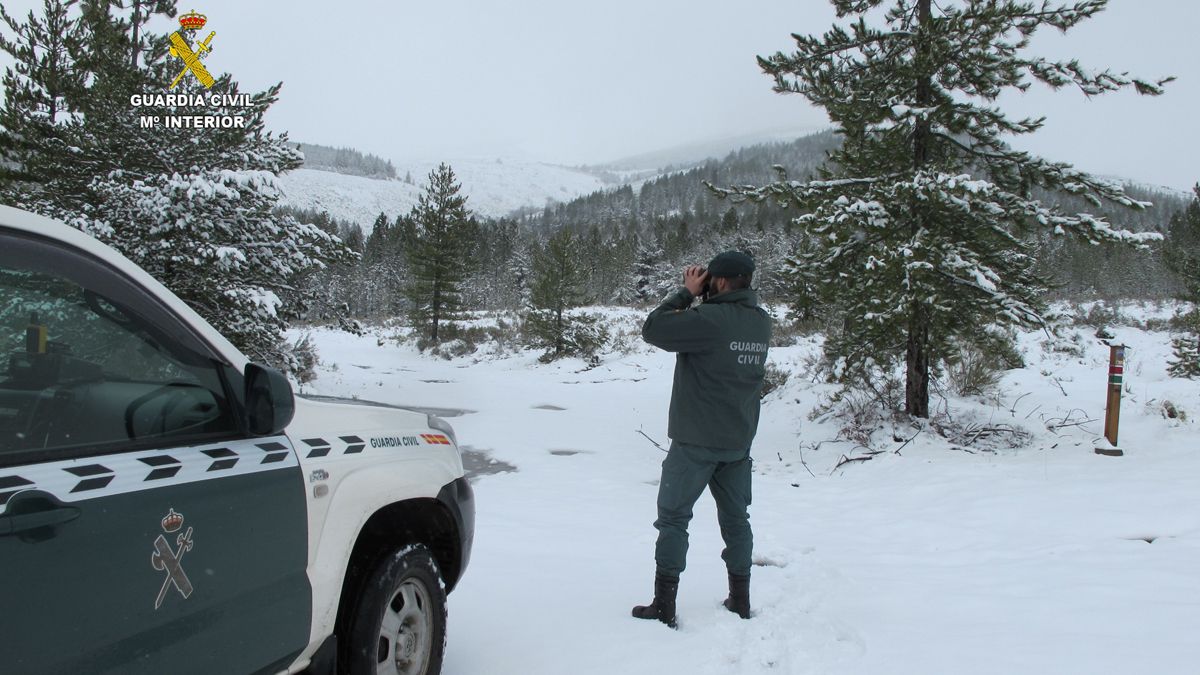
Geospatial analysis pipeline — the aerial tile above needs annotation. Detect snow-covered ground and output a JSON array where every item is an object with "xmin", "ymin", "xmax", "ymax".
[
  {"xmin": 278, "ymin": 158, "xmax": 610, "ymax": 229},
  {"xmin": 298, "ymin": 307, "xmax": 1199, "ymax": 674}
]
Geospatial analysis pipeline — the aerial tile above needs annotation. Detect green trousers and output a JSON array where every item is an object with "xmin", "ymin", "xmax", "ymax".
[{"xmin": 654, "ymin": 440, "xmax": 753, "ymax": 578}]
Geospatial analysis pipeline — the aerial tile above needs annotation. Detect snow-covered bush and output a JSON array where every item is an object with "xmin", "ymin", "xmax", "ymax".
[
  {"xmin": 808, "ymin": 379, "xmax": 904, "ymax": 449},
  {"xmin": 942, "ymin": 336, "xmax": 1022, "ymax": 398},
  {"xmin": 928, "ymin": 411, "xmax": 1033, "ymax": 453},
  {"xmin": 290, "ymin": 333, "xmax": 321, "ymax": 384},
  {"xmin": 760, "ymin": 362, "xmax": 790, "ymax": 399},
  {"xmin": 1158, "ymin": 399, "xmax": 1187, "ymax": 422},
  {"xmin": 525, "ymin": 310, "xmax": 610, "ymax": 363}
]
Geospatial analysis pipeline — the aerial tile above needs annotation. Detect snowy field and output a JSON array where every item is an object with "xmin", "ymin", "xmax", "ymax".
[{"xmin": 298, "ymin": 305, "xmax": 1200, "ymax": 675}]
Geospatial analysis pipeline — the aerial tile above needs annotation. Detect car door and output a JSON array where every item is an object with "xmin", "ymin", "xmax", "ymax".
[{"xmin": 0, "ymin": 228, "xmax": 311, "ymax": 674}]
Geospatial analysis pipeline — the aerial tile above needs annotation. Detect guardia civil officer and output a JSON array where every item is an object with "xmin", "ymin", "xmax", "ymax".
[{"xmin": 632, "ymin": 251, "xmax": 772, "ymax": 628}]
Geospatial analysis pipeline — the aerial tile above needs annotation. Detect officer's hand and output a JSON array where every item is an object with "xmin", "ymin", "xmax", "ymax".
[{"xmin": 683, "ymin": 265, "xmax": 708, "ymax": 296}]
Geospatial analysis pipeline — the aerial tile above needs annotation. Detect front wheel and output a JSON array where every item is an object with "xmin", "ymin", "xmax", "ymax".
[{"xmin": 344, "ymin": 546, "xmax": 447, "ymax": 675}]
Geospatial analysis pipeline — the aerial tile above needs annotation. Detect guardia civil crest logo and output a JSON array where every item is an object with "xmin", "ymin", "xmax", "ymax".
[
  {"xmin": 168, "ymin": 9, "xmax": 216, "ymax": 89},
  {"xmin": 130, "ymin": 8, "xmax": 247, "ymax": 130},
  {"xmin": 151, "ymin": 508, "xmax": 195, "ymax": 610}
]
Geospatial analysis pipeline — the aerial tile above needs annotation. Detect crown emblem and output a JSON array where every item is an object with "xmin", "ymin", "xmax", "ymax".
[
  {"xmin": 161, "ymin": 508, "xmax": 184, "ymax": 533},
  {"xmin": 178, "ymin": 9, "xmax": 207, "ymax": 31}
]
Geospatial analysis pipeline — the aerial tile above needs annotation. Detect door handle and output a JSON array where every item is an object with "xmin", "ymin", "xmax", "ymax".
[{"xmin": 0, "ymin": 491, "xmax": 81, "ymax": 537}]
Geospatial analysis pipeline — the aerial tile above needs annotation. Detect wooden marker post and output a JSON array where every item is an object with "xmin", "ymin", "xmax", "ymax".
[{"xmin": 1098, "ymin": 344, "xmax": 1125, "ymax": 457}]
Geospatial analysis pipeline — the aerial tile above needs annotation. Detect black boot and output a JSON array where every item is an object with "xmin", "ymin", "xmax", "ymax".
[
  {"xmin": 632, "ymin": 573, "xmax": 679, "ymax": 628},
  {"xmin": 723, "ymin": 572, "xmax": 751, "ymax": 619}
]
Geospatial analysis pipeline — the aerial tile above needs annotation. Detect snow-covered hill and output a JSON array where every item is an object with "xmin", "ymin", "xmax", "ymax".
[
  {"xmin": 278, "ymin": 158, "xmax": 611, "ymax": 230},
  {"xmin": 592, "ymin": 126, "xmax": 828, "ymax": 172},
  {"xmin": 278, "ymin": 169, "xmax": 422, "ymax": 230}
]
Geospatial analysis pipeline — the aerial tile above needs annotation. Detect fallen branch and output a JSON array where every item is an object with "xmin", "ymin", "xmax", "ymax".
[
  {"xmin": 831, "ymin": 453, "xmax": 873, "ymax": 474},
  {"xmin": 797, "ymin": 443, "xmax": 816, "ymax": 478},
  {"xmin": 894, "ymin": 428, "xmax": 922, "ymax": 455},
  {"xmin": 1046, "ymin": 418, "xmax": 1096, "ymax": 431},
  {"xmin": 802, "ymin": 437, "xmax": 842, "ymax": 453},
  {"xmin": 636, "ymin": 428, "xmax": 667, "ymax": 453},
  {"xmin": 1009, "ymin": 392, "xmax": 1031, "ymax": 418},
  {"xmin": 1050, "ymin": 377, "xmax": 1068, "ymax": 397},
  {"xmin": 1044, "ymin": 408, "xmax": 1097, "ymax": 433},
  {"xmin": 966, "ymin": 424, "xmax": 1025, "ymax": 445}
]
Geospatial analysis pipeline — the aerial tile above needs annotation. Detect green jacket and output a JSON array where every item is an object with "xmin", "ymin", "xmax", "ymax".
[{"xmin": 642, "ymin": 287, "xmax": 772, "ymax": 452}]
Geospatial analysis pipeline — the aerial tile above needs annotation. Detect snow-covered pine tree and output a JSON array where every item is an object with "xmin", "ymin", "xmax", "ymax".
[
  {"xmin": 629, "ymin": 238, "xmax": 670, "ymax": 304},
  {"xmin": 405, "ymin": 163, "xmax": 474, "ymax": 346},
  {"xmin": 711, "ymin": 0, "xmax": 1170, "ymax": 417},
  {"xmin": 0, "ymin": 0, "xmax": 85, "ymax": 200},
  {"xmin": 359, "ymin": 212, "xmax": 413, "ymax": 318},
  {"xmin": 466, "ymin": 218, "xmax": 523, "ymax": 311},
  {"xmin": 1166, "ymin": 186, "xmax": 1200, "ymax": 377},
  {"xmin": 0, "ymin": 1, "xmax": 354, "ymax": 372},
  {"xmin": 526, "ymin": 228, "xmax": 602, "ymax": 360},
  {"xmin": 719, "ymin": 207, "xmax": 740, "ymax": 234}
]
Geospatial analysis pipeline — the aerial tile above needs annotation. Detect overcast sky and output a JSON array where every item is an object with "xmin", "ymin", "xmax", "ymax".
[{"xmin": 1, "ymin": 0, "xmax": 1197, "ymax": 189}]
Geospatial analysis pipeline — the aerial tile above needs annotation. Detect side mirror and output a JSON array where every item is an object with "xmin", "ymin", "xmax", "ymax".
[{"xmin": 244, "ymin": 363, "xmax": 295, "ymax": 436}]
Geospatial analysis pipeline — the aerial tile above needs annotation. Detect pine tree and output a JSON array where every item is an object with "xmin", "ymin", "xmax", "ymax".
[
  {"xmin": 405, "ymin": 163, "xmax": 473, "ymax": 345},
  {"xmin": 1165, "ymin": 186, "xmax": 1200, "ymax": 378},
  {"xmin": 719, "ymin": 206, "xmax": 740, "ymax": 234},
  {"xmin": 465, "ymin": 218, "xmax": 522, "ymax": 310},
  {"xmin": 0, "ymin": 0, "xmax": 85, "ymax": 200},
  {"xmin": 712, "ymin": 0, "xmax": 1170, "ymax": 417},
  {"xmin": 630, "ymin": 239, "xmax": 669, "ymax": 304},
  {"xmin": 526, "ymin": 228, "xmax": 597, "ymax": 360}
]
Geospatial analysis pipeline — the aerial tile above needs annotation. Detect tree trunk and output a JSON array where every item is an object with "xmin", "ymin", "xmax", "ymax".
[
  {"xmin": 906, "ymin": 0, "xmax": 933, "ymax": 418},
  {"xmin": 130, "ymin": 0, "xmax": 142, "ymax": 69},
  {"xmin": 905, "ymin": 305, "xmax": 930, "ymax": 417},
  {"xmin": 431, "ymin": 282, "xmax": 440, "ymax": 343},
  {"xmin": 554, "ymin": 306, "xmax": 564, "ymax": 355}
]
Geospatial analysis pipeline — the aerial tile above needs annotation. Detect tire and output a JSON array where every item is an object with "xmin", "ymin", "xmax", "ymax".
[{"xmin": 343, "ymin": 545, "xmax": 447, "ymax": 675}]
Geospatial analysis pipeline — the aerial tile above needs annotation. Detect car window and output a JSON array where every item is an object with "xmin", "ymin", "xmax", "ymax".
[{"xmin": 0, "ymin": 233, "xmax": 239, "ymax": 464}]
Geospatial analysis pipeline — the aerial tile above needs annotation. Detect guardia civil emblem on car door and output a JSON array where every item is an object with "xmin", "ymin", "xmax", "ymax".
[{"xmin": 151, "ymin": 508, "xmax": 195, "ymax": 610}]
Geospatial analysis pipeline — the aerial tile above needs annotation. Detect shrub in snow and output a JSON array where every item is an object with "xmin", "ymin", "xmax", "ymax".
[
  {"xmin": 526, "ymin": 311, "xmax": 610, "ymax": 363},
  {"xmin": 941, "ymin": 334, "xmax": 1022, "ymax": 398},
  {"xmin": 928, "ymin": 412, "xmax": 1033, "ymax": 453},
  {"xmin": 525, "ymin": 228, "xmax": 611, "ymax": 362},
  {"xmin": 760, "ymin": 362, "xmax": 790, "ymax": 400},
  {"xmin": 808, "ymin": 377, "xmax": 905, "ymax": 449},
  {"xmin": 290, "ymin": 334, "xmax": 320, "ymax": 384},
  {"xmin": 415, "ymin": 320, "xmax": 521, "ymax": 359},
  {"xmin": 1169, "ymin": 331, "xmax": 1200, "ymax": 378},
  {"xmin": 1158, "ymin": 400, "xmax": 1186, "ymax": 422}
]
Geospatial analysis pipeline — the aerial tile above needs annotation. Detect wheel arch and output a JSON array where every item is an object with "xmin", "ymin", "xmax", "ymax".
[{"xmin": 334, "ymin": 498, "xmax": 464, "ymax": 640}]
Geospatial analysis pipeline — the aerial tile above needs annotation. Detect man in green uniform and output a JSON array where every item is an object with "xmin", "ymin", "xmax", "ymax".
[{"xmin": 632, "ymin": 251, "xmax": 772, "ymax": 628}]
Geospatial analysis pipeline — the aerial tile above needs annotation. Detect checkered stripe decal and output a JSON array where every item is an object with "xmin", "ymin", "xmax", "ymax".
[{"xmin": 0, "ymin": 436, "xmax": 297, "ymax": 515}]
